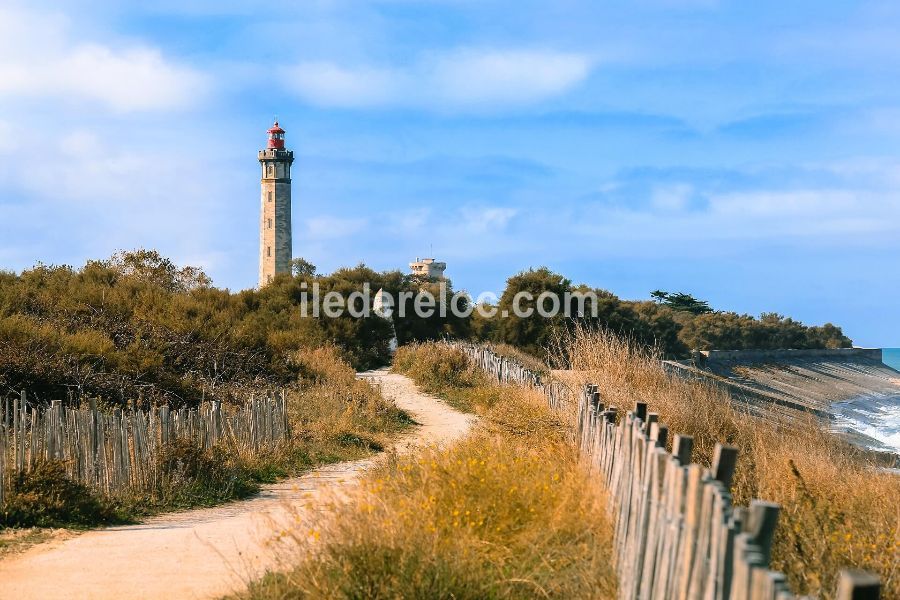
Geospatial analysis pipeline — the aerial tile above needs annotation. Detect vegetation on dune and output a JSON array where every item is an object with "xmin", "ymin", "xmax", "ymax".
[
  {"xmin": 470, "ymin": 268, "xmax": 850, "ymax": 360},
  {"xmin": 0, "ymin": 461, "xmax": 123, "ymax": 528},
  {"xmin": 480, "ymin": 267, "xmax": 684, "ymax": 360},
  {"xmin": 1, "ymin": 345, "xmax": 410, "ymax": 528},
  {"xmin": 0, "ymin": 249, "xmax": 860, "ymax": 541},
  {"xmin": 234, "ymin": 345, "xmax": 616, "ymax": 600},
  {"xmin": 674, "ymin": 310, "xmax": 852, "ymax": 352},
  {"xmin": 0, "ymin": 250, "xmax": 465, "ymax": 408},
  {"xmin": 0, "ymin": 252, "xmax": 851, "ymax": 407},
  {"xmin": 284, "ymin": 345, "xmax": 412, "ymax": 462},
  {"xmin": 650, "ymin": 290, "xmax": 714, "ymax": 314},
  {"xmin": 481, "ymin": 341, "xmax": 549, "ymax": 375},
  {"xmin": 553, "ymin": 326, "xmax": 899, "ymax": 599}
]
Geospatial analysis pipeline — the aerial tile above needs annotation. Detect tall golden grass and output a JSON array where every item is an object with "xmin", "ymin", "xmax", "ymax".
[
  {"xmin": 552, "ymin": 326, "xmax": 900, "ymax": 598},
  {"xmin": 393, "ymin": 342, "xmax": 504, "ymax": 413},
  {"xmin": 235, "ymin": 349, "xmax": 616, "ymax": 600},
  {"xmin": 484, "ymin": 342, "xmax": 550, "ymax": 375},
  {"xmin": 286, "ymin": 345, "xmax": 411, "ymax": 459}
]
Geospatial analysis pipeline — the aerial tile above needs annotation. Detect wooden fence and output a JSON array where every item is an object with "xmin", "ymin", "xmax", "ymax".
[
  {"xmin": 451, "ymin": 341, "xmax": 882, "ymax": 600},
  {"xmin": 0, "ymin": 392, "xmax": 289, "ymax": 505},
  {"xmin": 451, "ymin": 342, "xmax": 569, "ymax": 411}
]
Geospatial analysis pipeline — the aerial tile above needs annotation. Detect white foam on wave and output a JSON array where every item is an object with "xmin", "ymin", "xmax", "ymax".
[{"xmin": 831, "ymin": 393, "xmax": 900, "ymax": 453}]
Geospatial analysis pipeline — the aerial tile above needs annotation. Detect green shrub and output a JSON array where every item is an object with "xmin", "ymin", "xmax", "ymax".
[
  {"xmin": 0, "ymin": 461, "xmax": 121, "ymax": 528},
  {"xmin": 154, "ymin": 439, "xmax": 259, "ymax": 508}
]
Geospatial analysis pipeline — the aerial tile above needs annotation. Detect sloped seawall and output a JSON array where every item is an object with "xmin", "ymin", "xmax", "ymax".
[{"xmin": 664, "ymin": 348, "xmax": 900, "ymax": 451}]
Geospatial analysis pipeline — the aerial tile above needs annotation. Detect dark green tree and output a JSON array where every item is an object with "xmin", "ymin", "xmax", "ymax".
[
  {"xmin": 290, "ymin": 257, "xmax": 317, "ymax": 277},
  {"xmin": 650, "ymin": 290, "xmax": 713, "ymax": 315},
  {"xmin": 494, "ymin": 268, "xmax": 571, "ymax": 357}
]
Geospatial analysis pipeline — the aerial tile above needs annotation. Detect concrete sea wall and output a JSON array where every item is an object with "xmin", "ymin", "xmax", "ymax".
[{"xmin": 666, "ymin": 348, "xmax": 900, "ymax": 419}]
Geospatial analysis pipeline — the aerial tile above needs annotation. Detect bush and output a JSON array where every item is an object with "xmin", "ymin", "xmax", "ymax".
[
  {"xmin": 154, "ymin": 439, "xmax": 259, "ymax": 508},
  {"xmin": 0, "ymin": 251, "xmax": 470, "ymax": 409},
  {"xmin": 674, "ymin": 310, "xmax": 852, "ymax": 351},
  {"xmin": 0, "ymin": 461, "xmax": 121, "ymax": 528},
  {"xmin": 291, "ymin": 345, "xmax": 357, "ymax": 386}
]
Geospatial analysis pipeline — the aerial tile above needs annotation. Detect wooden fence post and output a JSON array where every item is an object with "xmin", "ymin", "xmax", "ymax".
[
  {"xmin": 655, "ymin": 425, "xmax": 669, "ymax": 449},
  {"xmin": 837, "ymin": 570, "xmax": 880, "ymax": 600},
  {"xmin": 748, "ymin": 500, "xmax": 780, "ymax": 564},
  {"xmin": 673, "ymin": 434, "xmax": 693, "ymax": 465},
  {"xmin": 634, "ymin": 401, "xmax": 648, "ymax": 423},
  {"xmin": 712, "ymin": 443, "xmax": 739, "ymax": 489}
]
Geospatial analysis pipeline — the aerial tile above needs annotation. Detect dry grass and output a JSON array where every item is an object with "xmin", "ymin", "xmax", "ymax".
[
  {"xmin": 392, "ymin": 342, "xmax": 503, "ymax": 413},
  {"xmin": 147, "ymin": 346, "xmax": 411, "ymax": 506},
  {"xmin": 1, "ymin": 346, "xmax": 411, "ymax": 528},
  {"xmin": 484, "ymin": 342, "xmax": 550, "ymax": 375},
  {"xmin": 285, "ymin": 345, "xmax": 412, "ymax": 460},
  {"xmin": 552, "ymin": 325, "xmax": 900, "ymax": 598},
  {"xmin": 142, "ymin": 346, "xmax": 411, "ymax": 512},
  {"xmin": 0, "ymin": 527, "xmax": 70, "ymax": 558},
  {"xmin": 234, "ymin": 348, "xmax": 616, "ymax": 600}
]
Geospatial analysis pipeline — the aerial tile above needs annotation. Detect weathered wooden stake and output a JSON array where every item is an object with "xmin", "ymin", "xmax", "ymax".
[
  {"xmin": 634, "ymin": 401, "xmax": 648, "ymax": 422},
  {"xmin": 748, "ymin": 500, "xmax": 780, "ymax": 564},
  {"xmin": 672, "ymin": 434, "xmax": 693, "ymax": 464},
  {"xmin": 837, "ymin": 570, "xmax": 880, "ymax": 600},
  {"xmin": 712, "ymin": 443, "xmax": 739, "ymax": 489}
]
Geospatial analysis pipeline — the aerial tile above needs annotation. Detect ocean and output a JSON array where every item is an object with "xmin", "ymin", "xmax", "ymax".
[
  {"xmin": 884, "ymin": 347, "xmax": 900, "ymax": 371},
  {"xmin": 830, "ymin": 348, "xmax": 900, "ymax": 453}
]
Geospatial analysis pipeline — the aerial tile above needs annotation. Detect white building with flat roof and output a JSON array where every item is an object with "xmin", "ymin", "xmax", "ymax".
[{"xmin": 409, "ymin": 257, "xmax": 446, "ymax": 280}]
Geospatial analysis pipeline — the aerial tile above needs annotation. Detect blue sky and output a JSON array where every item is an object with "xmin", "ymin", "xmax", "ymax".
[{"xmin": 1, "ymin": 0, "xmax": 899, "ymax": 346}]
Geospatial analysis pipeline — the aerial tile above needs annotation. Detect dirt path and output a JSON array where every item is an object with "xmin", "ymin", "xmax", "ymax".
[{"xmin": 0, "ymin": 370, "xmax": 474, "ymax": 600}]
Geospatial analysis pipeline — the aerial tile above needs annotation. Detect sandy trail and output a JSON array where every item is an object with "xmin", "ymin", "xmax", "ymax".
[{"xmin": 0, "ymin": 370, "xmax": 474, "ymax": 600}]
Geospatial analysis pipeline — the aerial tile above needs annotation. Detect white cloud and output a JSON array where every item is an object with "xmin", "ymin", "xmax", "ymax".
[
  {"xmin": 576, "ymin": 188, "xmax": 900, "ymax": 249},
  {"xmin": 819, "ymin": 157, "xmax": 900, "ymax": 187},
  {"xmin": 709, "ymin": 190, "xmax": 858, "ymax": 219},
  {"xmin": 282, "ymin": 62, "xmax": 398, "ymax": 108},
  {"xmin": 280, "ymin": 48, "xmax": 592, "ymax": 110},
  {"xmin": 460, "ymin": 206, "xmax": 518, "ymax": 233},
  {"xmin": 0, "ymin": 7, "xmax": 209, "ymax": 112},
  {"xmin": 429, "ymin": 49, "xmax": 591, "ymax": 107},
  {"xmin": 0, "ymin": 117, "xmax": 247, "ymax": 285},
  {"xmin": 59, "ymin": 130, "xmax": 103, "ymax": 156},
  {"xmin": 390, "ymin": 207, "xmax": 431, "ymax": 231}
]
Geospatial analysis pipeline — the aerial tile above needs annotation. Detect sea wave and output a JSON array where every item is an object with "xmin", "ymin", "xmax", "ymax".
[{"xmin": 831, "ymin": 393, "xmax": 900, "ymax": 453}]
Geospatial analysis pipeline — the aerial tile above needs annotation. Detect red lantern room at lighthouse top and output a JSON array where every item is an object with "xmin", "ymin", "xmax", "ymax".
[{"xmin": 267, "ymin": 121, "xmax": 286, "ymax": 149}]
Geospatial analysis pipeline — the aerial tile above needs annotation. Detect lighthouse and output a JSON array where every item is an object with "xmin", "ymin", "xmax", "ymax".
[{"xmin": 258, "ymin": 120, "xmax": 294, "ymax": 287}]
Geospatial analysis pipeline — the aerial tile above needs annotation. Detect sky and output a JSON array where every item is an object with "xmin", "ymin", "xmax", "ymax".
[{"xmin": 0, "ymin": 0, "xmax": 899, "ymax": 347}]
